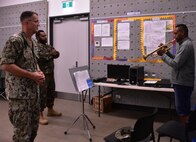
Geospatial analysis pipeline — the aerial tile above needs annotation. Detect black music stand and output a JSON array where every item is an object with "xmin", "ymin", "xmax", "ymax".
[{"xmin": 64, "ymin": 66, "xmax": 95, "ymax": 142}]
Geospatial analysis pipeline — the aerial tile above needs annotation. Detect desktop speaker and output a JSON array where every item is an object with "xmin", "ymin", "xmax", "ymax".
[{"xmin": 129, "ymin": 66, "xmax": 144, "ymax": 85}]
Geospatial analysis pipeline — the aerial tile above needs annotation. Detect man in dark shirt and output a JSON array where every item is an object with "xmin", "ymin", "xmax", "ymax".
[{"xmin": 157, "ymin": 24, "xmax": 195, "ymax": 123}]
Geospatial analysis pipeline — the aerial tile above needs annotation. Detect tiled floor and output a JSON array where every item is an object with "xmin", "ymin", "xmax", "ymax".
[{"xmin": 0, "ymin": 98, "xmax": 178, "ymax": 142}]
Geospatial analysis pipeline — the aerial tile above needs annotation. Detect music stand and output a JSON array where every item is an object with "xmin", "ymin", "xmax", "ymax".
[{"xmin": 64, "ymin": 66, "xmax": 95, "ymax": 142}]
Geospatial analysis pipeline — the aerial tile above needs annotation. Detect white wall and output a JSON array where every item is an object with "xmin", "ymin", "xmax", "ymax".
[
  {"xmin": 48, "ymin": 0, "xmax": 90, "ymax": 17},
  {"xmin": 0, "ymin": 0, "xmax": 90, "ymax": 16},
  {"xmin": 0, "ymin": 0, "xmax": 42, "ymax": 7}
]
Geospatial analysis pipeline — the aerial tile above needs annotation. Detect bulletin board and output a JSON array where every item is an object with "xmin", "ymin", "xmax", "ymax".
[
  {"xmin": 91, "ymin": 14, "xmax": 176, "ymax": 63},
  {"xmin": 89, "ymin": 0, "xmax": 196, "ymax": 109}
]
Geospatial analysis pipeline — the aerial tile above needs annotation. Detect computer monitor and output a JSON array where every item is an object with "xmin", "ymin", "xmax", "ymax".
[{"xmin": 107, "ymin": 64, "xmax": 130, "ymax": 81}]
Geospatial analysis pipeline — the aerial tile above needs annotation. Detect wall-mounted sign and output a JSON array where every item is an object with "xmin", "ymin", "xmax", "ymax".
[{"xmin": 62, "ymin": 0, "xmax": 73, "ymax": 8}]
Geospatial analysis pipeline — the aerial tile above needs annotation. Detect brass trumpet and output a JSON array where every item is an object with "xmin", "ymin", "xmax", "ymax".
[{"xmin": 143, "ymin": 39, "xmax": 175, "ymax": 60}]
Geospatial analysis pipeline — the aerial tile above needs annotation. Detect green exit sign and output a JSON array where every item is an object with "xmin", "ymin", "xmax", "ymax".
[{"xmin": 62, "ymin": 1, "xmax": 73, "ymax": 8}]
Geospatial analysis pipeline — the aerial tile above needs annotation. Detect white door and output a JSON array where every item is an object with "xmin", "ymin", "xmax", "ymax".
[{"xmin": 52, "ymin": 15, "xmax": 89, "ymax": 94}]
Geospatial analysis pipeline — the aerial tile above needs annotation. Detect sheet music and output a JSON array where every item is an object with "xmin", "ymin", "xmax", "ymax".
[{"xmin": 73, "ymin": 70, "xmax": 93, "ymax": 92}]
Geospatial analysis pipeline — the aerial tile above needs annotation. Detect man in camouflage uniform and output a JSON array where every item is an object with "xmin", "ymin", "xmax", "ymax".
[
  {"xmin": 0, "ymin": 11, "xmax": 45, "ymax": 142},
  {"xmin": 35, "ymin": 30, "xmax": 62, "ymax": 125}
]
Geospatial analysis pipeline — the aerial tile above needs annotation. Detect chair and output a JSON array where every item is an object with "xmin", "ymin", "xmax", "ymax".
[
  {"xmin": 156, "ymin": 110, "xmax": 196, "ymax": 142},
  {"xmin": 104, "ymin": 108, "xmax": 158, "ymax": 142}
]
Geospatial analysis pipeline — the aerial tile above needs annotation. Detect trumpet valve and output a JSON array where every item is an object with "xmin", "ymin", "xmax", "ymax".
[{"xmin": 143, "ymin": 55, "xmax": 147, "ymax": 60}]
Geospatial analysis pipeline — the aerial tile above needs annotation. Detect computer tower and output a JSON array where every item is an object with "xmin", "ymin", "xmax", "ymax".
[{"xmin": 129, "ymin": 66, "xmax": 144, "ymax": 85}]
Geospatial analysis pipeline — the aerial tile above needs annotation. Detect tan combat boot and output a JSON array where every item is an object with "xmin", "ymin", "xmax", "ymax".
[
  {"xmin": 47, "ymin": 107, "xmax": 62, "ymax": 117},
  {"xmin": 39, "ymin": 111, "xmax": 48, "ymax": 125}
]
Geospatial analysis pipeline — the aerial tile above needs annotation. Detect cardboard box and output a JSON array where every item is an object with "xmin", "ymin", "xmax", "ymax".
[{"xmin": 93, "ymin": 95, "xmax": 112, "ymax": 113}]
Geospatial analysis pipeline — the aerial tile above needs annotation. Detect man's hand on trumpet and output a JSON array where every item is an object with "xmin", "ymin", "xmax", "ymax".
[{"xmin": 157, "ymin": 43, "xmax": 168, "ymax": 56}]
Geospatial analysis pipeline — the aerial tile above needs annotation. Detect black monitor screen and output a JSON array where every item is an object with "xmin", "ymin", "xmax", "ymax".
[{"xmin": 107, "ymin": 64, "xmax": 130, "ymax": 80}]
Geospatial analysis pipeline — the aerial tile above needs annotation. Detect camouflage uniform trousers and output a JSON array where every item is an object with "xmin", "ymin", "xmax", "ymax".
[
  {"xmin": 8, "ymin": 98, "xmax": 40, "ymax": 142},
  {"xmin": 40, "ymin": 73, "xmax": 56, "ymax": 112}
]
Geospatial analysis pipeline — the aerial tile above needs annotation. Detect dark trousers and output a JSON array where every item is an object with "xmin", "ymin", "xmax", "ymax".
[{"xmin": 40, "ymin": 73, "xmax": 56, "ymax": 111}]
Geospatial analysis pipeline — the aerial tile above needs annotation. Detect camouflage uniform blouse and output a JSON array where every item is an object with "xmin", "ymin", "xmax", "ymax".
[
  {"xmin": 0, "ymin": 32, "xmax": 38, "ymax": 99},
  {"xmin": 35, "ymin": 42, "xmax": 59, "ymax": 74}
]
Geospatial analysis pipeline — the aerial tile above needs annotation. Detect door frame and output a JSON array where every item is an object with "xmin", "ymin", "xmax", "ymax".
[
  {"xmin": 49, "ymin": 13, "xmax": 91, "ymax": 101},
  {"xmin": 49, "ymin": 13, "xmax": 90, "ymax": 51}
]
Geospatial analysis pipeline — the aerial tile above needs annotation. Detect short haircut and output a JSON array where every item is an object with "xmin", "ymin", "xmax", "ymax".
[
  {"xmin": 20, "ymin": 11, "xmax": 38, "ymax": 22},
  {"xmin": 36, "ymin": 30, "xmax": 45, "ymax": 39},
  {"xmin": 176, "ymin": 24, "xmax": 188, "ymax": 36}
]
